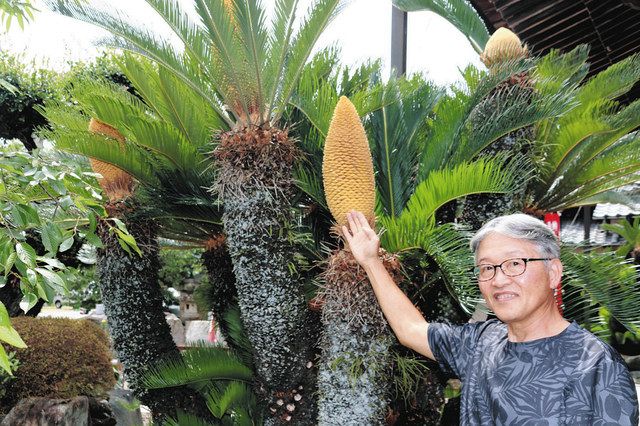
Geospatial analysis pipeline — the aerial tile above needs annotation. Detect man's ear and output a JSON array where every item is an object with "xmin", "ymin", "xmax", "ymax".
[{"xmin": 547, "ymin": 258, "xmax": 563, "ymax": 290}]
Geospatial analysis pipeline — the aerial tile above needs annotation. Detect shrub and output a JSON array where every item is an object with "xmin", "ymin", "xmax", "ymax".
[{"xmin": 0, "ymin": 317, "xmax": 115, "ymax": 411}]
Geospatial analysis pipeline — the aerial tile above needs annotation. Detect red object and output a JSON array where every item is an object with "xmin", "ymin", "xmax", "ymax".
[
  {"xmin": 208, "ymin": 318, "xmax": 218, "ymax": 343},
  {"xmin": 543, "ymin": 212, "xmax": 563, "ymax": 315}
]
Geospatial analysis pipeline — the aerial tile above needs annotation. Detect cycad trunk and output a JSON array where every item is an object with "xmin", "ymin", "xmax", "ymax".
[
  {"xmin": 96, "ymin": 207, "xmax": 209, "ymax": 421},
  {"xmin": 214, "ymin": 125, "xmax": 316, "ymax": 425},
  {"xmin": 317, "ymin": 249, "xmax": 400, "ymax": 425}
]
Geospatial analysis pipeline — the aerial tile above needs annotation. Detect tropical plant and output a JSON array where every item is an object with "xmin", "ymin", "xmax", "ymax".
[
  {"xmin": 0, "ymin": 0, "xmax": 37, "ymax": 31},
  {"xmin": 142, "ymin": 346, "xmax": 257, "ymax": 425},
  {"xmin": 392, "ymin": 0, "xmax": 490, "ymax": 54},
  {"xmin": 41, "ymin": 1, "xmax": 346, "ymax": 422},
  {"xmin": 40, "ymin": 69, "xmax": 225, "ymax": 420},
  {"xmin": 602, "ymin": 216, "xmax": 640, "ymax": 262}
]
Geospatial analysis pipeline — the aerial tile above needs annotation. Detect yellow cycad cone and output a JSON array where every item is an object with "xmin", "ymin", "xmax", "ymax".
[
  {"xmin": 88, "ymin": 118, "xmax": 134, "ymax": 201},
  {"xmin": 322, "ymin": 96, "xmax": 375, "ymax": 228},
  {"xmin": 481, "ymin": 27, "xmax": 528, "ymax": 67}
]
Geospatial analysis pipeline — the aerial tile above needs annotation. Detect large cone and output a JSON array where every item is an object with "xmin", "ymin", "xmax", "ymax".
[
  {"xmin": 322, "ymin": 96, "xmax": 375, "ymax": 227},
  {"xmin": 480, "ymin": 27, "xmax": 528, "ymax": 67},
  {"xmin": 88, "ymin": 118, "xmax": 135, "ymax": 201}
]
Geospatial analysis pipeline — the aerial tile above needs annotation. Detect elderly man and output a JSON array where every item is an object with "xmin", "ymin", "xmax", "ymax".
[{"xmin": 343, "ymin": 211, "xmax": 638, "ymax": 425}]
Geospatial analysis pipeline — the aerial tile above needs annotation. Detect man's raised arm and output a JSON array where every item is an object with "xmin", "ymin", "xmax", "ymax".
[{"xmin": 343, "ymin": 211, "xmax": 435, "ymax": 360}]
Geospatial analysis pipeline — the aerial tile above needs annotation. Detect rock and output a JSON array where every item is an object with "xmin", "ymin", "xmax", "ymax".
[
  {"xmin": 166, "ymin": 314, "xmax": 185, "ymax": 347},
  {"xmin": 88, "ymin": 398, "xmax": 116, "ymax": 426},
  {"xmin": 624, "ymin": 355, "xmax": 640, "ymax": 371},
  {"xmin": 107, "ymin": 389, "xmax": 143, "ymax": 426},
  {"xmin": 1, "ymin": 396, "xmax": 89, "ymax": 426},
  {"xmin": 184, "ymin": 320, "xmax": 211, "ymax": 346}
]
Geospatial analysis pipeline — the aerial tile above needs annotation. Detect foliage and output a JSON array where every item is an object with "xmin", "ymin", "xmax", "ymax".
[
  {"xmin": 601, "ymin": 217, "xmax": 640, "ymax": 258},
  {"xmin": 0, "ymin": 350, "xmax": 19, "ymax": 399},
  {"xmin": 158, "ymin": 247, "xmax": 207, "ymax": 290},
  {"xmin": 0, "ymin": 52, "xmax": 62, "ymax": 150},
  {"xmin": 62, "ymin": 266, "xmax": 101, "ymax": 310},
  {"xmin": 0, "ymin": 140, "xmax": 103, "ymax": 311},
  {"xmin": 142, "ymin": 345, "xmax": 258, "ymax": 425},
  {"xmin": 0, "ymin": 0, "xmax": 37, "ymax": 31},
  {"xmin": 0, "ymin": 303, "xmax": 25, "ymax": 375},
  {"xmin": 392, "ymin": 0, "xmax": 490, "ymax": 54},
  {"xmin": 0, "ymin": 317, "xmax": 115, "ymax": 410}
]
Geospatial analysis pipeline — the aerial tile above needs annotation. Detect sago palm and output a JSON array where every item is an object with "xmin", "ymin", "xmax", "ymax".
[
  {"xmin": 40, "ymin": 61, "xmax": 233, "ymax": 421},
  {"xmin": 44, "ymin": 1, "xmax": 344, "ymax": 423}
]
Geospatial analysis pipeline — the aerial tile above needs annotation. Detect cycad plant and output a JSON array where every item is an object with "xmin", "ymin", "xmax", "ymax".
[
  {"xmin": 602, "ymin": 217, "xmax": 640, "ymax": 263},
  {"xmin": 40, "ymin": 63, "xmax": 229, "ymax": 420},
  {"xmin": 42, "ymin": 0, "xmax": 344, "ymax": 421}
]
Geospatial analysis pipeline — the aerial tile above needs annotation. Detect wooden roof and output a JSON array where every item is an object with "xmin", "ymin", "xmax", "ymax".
[{"xmin": 469, "ymin": 0, "xmax": 640, "ymax": 103}]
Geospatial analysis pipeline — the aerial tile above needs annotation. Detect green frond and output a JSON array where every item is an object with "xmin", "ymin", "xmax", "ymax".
[
  {"xmin": 220, "ymin": 305, "xmax": 254, "ymax": 368},
  {"xmin": 577, "ymin": 53, "xmax": 640, "ymax": 105},
  {"xmin": 165, "ymin": 411, "xmax": 217, "ymax": 426},
  {"xmin": 533, "ymin": 45, "xmax": 590, "ymax": 98},
  {"xmin": 276, "ymin": 0, "xmax": 343, "ymax": 121},
  {"xmin": 205, "ymin": 381, "xmax": 256, "ymax": 421},
  {"xmin": 369, "ymin": 76, "xmax": 443, "ymax": 217},
  {"xmin": 142, "ymin": 346, "xmax": 253, "ymax": 390},
  {"xmin": 381, "ymin": 156, "xmax": 529, "ymax": 251},
  {"xmin": 43, "ymin": 0, "xmax": 230, "ymax": 126},
  {"xmin": 38, "ymin": 104, "xmax": 159, "ymax": 186},
  {"xmin": 456, "ymin": 83, "xmax": 573, "ymax": 164},
  {"xmin": 602, "ymin": 218, "xmax": 640, "ymax": 257},
  {"xmin": 392, "ymin": 0, "xmax": 490, "ymax": 54},
  {"xmin": 118, "ymin": 54, "xmax": 228, "ymax": 145},
  {"xmin": 420, "ymin": 58, "xmax": 539, "ymax": 176},
  {"xmin": 561, "ymin": 248, "xmax": 640, "ymax": 336}
]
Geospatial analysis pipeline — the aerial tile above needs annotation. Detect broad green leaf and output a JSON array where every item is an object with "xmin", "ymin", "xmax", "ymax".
[
  {"xmin": 21, "ymin": 293, "xmax": 38, "ymax": 313},
  {"xmin": 0, "ymin": 303, "xmax": 26, "ymax": 349},
  {"xmin": 41, "ymin": 222, "xmax": 64, "ymax": 254},
  {"xmin": 15, "ymin": 242, "xmax": 36, "ymax": 268},
  {"xmin": 36, "ymin": 268, "xmax": 67, "ymax": 295},
  {"xmin": 0, "ymin": 345, "xmax": 13, "ymax": 376},
  {"xmin": 59, "ymin": 237, "xmax": 74, "ymax": 252},
  {"xmin": 37, "ymin": 257, "xmax": 66, "ymax": 270},
  {"xmin": 3, "ymin": 252, "xmax": 16, "ymax": 277}
]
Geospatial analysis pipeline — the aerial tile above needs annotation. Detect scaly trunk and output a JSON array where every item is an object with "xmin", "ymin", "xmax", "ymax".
[
  {"xmin": 96, "ymin": 206, "xmax": 210, "ymax": 422},
  {"xmin": 214, "ymin": 125, "xmax": 316, "ymax": 425},
  {"xmin": 317, "ymin": 249, "xmax": 401, "ymax": 425}
]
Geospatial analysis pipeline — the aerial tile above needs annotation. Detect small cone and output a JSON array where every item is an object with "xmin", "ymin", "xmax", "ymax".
[
  {"xmin": 322, "ymin": 96, "xmax": 376, "ymax": 228},
  {"xmin": 88, "ymin": 118, "xmax": 135, "ymax": 201},
  {"xmin": 480, "ymin": 27, "xmax": 528, "ymax": 67}
]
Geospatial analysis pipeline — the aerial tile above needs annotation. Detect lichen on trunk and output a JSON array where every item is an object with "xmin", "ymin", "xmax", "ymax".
[
  {"xmin": 95, "ymin": 207, "xmax": 209, "ymax": 421},
  {"xmin": 317, "ymin": 249, "xmax": 401, "ymax": 425},
  {"xmin": 213, "ymin": 125, "xmax": 316, "ymax": 425}
]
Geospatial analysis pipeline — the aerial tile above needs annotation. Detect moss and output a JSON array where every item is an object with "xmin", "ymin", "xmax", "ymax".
[{"xmin": 0, "ymin": 317, "xmax": 115, "ymax": 411}]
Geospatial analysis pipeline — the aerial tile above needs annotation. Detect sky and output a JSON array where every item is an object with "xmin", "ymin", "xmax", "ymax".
[{"xmin": 0, "ymin": 0, "xmax": 484, "ymax": 86}]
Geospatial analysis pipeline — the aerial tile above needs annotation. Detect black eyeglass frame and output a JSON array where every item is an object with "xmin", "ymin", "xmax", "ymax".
[{"xmin": 473, "ymin": 257, "xmax": 554, "ymax": 282}]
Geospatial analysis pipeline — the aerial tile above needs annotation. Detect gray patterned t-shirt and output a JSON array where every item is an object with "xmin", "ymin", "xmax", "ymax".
[{"xmin": 428, "ymin": 320, "xmax": 639, "ymax": 425}]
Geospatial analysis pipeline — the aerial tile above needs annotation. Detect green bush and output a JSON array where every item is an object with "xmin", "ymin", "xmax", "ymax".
[{"xmin": 0, "ymin": 317, "xmax": 115, "ymax": 411}]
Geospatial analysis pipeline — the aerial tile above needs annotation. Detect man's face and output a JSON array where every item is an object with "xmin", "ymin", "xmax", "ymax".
[{"xmin": 475, "ymin": 232, "xmax": 562, "ymax": 324}]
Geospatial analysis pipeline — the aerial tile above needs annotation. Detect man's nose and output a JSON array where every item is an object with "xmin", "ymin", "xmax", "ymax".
[{"xmin": 491, "ymin": 267, "xmax": 511, "ymax": 286}]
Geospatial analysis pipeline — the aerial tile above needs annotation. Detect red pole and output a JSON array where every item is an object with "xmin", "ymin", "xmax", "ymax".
[{"xmin": 543, "ymin": 212, "xmax": 563, "ymax": 315}]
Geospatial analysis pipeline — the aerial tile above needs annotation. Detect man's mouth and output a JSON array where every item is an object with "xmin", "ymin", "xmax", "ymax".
[{"xmin": 494, "ymin": 292, "xmax": 518, "ymax": 302}]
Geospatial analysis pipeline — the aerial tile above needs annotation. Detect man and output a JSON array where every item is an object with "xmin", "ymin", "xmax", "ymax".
[{"xmin": 343, "ymin": 211, "xmax": 638, "ymax": 425}]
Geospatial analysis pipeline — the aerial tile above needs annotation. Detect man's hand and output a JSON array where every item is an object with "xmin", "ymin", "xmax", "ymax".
[{"xmin": 342, "ymin": 211, "xmax": 380, "ymax": 268}]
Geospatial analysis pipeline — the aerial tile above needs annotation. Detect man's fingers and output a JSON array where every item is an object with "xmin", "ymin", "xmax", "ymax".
[
  {"xmin": 347, "ymin": 211, "xmax": 362, "ymax": 233},
  {"xmin": 355, "ymin": 211, "xmax": 372, "ymax": 230},
  {"xmin": 341, "ymin": 225, "xmax": 352, "ymax": 241}
]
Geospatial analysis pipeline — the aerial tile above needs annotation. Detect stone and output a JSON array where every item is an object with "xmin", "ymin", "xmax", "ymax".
[
  {"xmin": 1, "ymin": 396, "xmax": 89, "ymax": 426},
  {"xmin": 165, "ymin": 313, "xmax": 185, "ymax": 347},
  {"xmin": 107, "ymin": 389, "xmax": 143, "ymax": 426},
  {"xmin": 184, "ymin": 320, "xmax": 211, "ymax": 346}
]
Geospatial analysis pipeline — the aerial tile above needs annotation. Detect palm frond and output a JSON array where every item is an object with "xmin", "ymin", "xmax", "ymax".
[
  {"xmin": 561, "ymin": 247, "xmax": 640, "ymax": 336},
  {"xmin": 381, "ymin": 156, "xmax": 529, "ymax": 250},
  {"xmin": 577, "ymin": 53, "xmax": 640, "ymax": 105},
  {"xmin": 38, "ymin": 104, "xmax": 159, "ymax": 186},
  {"xmin": 142, "ymin": 346, "xmax": 253, "ymax": 389},
  {"xmin": 533, "ymin": 45, "xmax": 590, "ymax": 98},
  {"xmin": 276, "ymin": 0, "xmax": 343, "ymax": 120},
  {"xmin": 164, "ymin": 411, "xmax": 216, "ymax": 426},
  {"xmin": 205, "ymin": 381, "xmax": 256, "ymax": 421},
  {"xmin": 117, "ymin": 54, "xmax": 228, "ymax": 146},
  {"xmin": 43, "ymin": 0, "xmax": 230, "ymax": 126},
  {"xmin": 369, "ymin": 76, "xmax": 443, "ymax": 217},
  {"xmin": 392, "ymin": 0, "xmax": 490, "ymax": 54}
]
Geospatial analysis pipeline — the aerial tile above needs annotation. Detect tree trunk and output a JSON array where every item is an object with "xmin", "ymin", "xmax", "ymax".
[
  {"xmin": 95, "ymin": 214, "xmax": 209, "ymax": 422},
  {"xmin": 317, "ymin": 249, "xmax": 400, "ymax": 425},
  {"xmin": 214, "ymin": 126, "xmax": 316, "ymax": 425}
]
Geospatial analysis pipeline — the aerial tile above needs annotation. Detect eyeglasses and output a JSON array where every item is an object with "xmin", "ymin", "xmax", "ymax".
[{"xmin": 473, "ymin": 258, "xmax": 553, "ymax": 282}]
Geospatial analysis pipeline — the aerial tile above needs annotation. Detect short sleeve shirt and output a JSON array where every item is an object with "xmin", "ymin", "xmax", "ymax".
[{"xmin": 428, "ymin": 320, "xmax": 639, "ymax": 425}]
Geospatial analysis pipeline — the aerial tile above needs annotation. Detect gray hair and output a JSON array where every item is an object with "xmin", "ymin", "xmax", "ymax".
[{"xmin": 470, "ymin": 213, "xmax": 560, "ymax": 259}]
